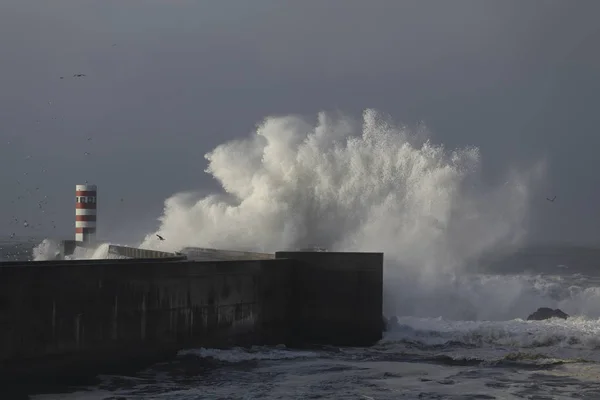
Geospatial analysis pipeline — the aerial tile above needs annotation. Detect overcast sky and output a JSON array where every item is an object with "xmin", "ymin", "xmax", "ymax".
[{"xmin": 1, "ymin": 0, "xmax": 599, "ymax": 245}]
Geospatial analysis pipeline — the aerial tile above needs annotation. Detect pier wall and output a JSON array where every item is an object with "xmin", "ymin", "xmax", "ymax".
[
  {"xmin": 0, "ymin": 251, "xmax": 382, "ymax": 382},
  {"xmin": 277, "ymin": 252, "xmax": 384, "ymax": 346}
]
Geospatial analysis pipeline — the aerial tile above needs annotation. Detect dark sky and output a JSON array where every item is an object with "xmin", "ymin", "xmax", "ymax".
[{"xmin": 1, "ymin": 0, "xmax": 599, "ymax": 245}]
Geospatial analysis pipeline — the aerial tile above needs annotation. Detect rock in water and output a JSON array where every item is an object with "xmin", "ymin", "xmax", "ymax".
[{"xmin": 527, "ymin": 307, "xmax": 569, "ymax": 321}]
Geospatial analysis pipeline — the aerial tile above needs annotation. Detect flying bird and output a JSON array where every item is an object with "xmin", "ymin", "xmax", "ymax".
[
  {"xmin": 546, "ymin": 196, "xmax": 557, "ymax": 202},
  {"xmin": 156, "ymin": 234, "xmax": 165, "ymax": 241}
]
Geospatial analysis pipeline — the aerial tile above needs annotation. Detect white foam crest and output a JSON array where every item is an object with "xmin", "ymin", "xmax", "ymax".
[
  {"xmin": 178, "ymin": 346, "xmax": 319, "ymax": 362},
  {"xmin": 32, "ymin": 238, "xmax": 62, "ymax": 261},
  {"xmin": 32, "ymin": 240, "xmax": 129, "ymax": 260},
  {"xmin": 137, "ymin": 108, "xmax": 543, "ymax": 319},
  {"xmin": 385, "ymin": 315, "xmax": 600, "ymax": 350}
]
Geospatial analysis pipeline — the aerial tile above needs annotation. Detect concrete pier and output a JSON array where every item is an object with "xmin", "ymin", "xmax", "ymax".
[
  {"xmin": 277, "ymin": 251, "xmax": 384, "ymax": 346},
  {"xmin": 0, "ymin": 251, "xmax": 383, "ymax": 383}
]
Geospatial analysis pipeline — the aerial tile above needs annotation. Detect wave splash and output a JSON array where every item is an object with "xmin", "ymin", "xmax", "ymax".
[
  {"xmin": 32, "ymin": 238, "xmax": 62, "ymax": 261},
  {"xmin": 33, "ymin": 108, "xmax": 544, "ymax": 320},
  {"xmin": 141, "ymin": 109, "xmax": 540, "ymax": 254},
  {"xmin": 137, "ymin": 109, "xmax": 542, "ymax": 319},
  {"xmin": 32, "ymin": 240, "xmax": 122, "ymax": 260}
]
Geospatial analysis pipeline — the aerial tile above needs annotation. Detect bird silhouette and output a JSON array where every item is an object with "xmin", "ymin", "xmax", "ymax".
[
  {"xmin": 156, "ymin": 234, "xmax": 165, "ymax": 241},
  {"xmin": 546, "ymin": 195, "xmax": 557, "ymax": 202}
]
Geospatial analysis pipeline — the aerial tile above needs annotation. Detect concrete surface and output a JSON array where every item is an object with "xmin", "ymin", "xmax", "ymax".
[
  {"xmin": 0, "ymin": 251, "xmax": 383, "ymax": 383},
  {"xmin": 179, "ymin": 247, "xmax": 275, "ymax": 261},
  {"xmin": 107, "ymin": 244, "xmax": 179, "ymax": 259}
]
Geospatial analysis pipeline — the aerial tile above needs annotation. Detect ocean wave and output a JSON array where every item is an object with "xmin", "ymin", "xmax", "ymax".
[
  {"xmin": 382, "ymin": 316, "xmax": 600, "ymax": 351},
  {"xmin": 177, "ymin": 346, "xmax": 320, "ymax": 363}
]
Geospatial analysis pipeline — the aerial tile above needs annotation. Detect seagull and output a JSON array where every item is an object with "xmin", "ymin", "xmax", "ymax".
[
  {"xmin": 546, "ymin": 195, "xmax": 557, "ymax": 202},
  {"xmin": 156, "ymin": 234, "xmax": 165, "ymax": 241}
]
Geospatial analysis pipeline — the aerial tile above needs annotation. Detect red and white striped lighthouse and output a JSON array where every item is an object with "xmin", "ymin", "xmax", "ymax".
[{"xmin": 75, "ymin": 184, "xmax": 97, "ymax": 244}]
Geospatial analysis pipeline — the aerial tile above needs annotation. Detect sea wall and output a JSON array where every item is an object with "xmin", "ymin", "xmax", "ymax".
[
  {"xmin": 0, "ymin": 257, "xmax": 292, "ymax": 382},
  {"xmin": 0, "ymin": 251, "xmax": 383, "ymax": 383}
]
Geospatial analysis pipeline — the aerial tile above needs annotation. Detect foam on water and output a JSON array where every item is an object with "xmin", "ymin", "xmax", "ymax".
[
  {"xmin": 178, "ymin": 346, "xmax": 320, "ymax": 362},
  {"xmin": 385, "ymin": 315, "xmax": 600, "ymax": 350}
]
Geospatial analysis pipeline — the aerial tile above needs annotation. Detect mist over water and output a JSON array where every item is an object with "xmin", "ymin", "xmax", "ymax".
[{"xmin": 133, "ymin": 109, "xmax": 544, "ymax": 320}]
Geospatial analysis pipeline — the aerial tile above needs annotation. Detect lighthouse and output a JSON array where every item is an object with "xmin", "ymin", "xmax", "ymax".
[{"xmin": 75, "ymin": 184, "xmax": 97, "ymax": 244}]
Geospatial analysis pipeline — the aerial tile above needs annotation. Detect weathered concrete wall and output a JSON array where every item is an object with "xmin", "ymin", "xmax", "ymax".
[
  {"xmin": 0, "ymin": 251, "xmax": 383, "ymax": 384},
  {"xmin": 0, "ymin": 258, "xmax": 293, "ymax": 382},
  {"xmin": 276, "ymin": 251, "xmax": 384, "ymax": 347}
]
